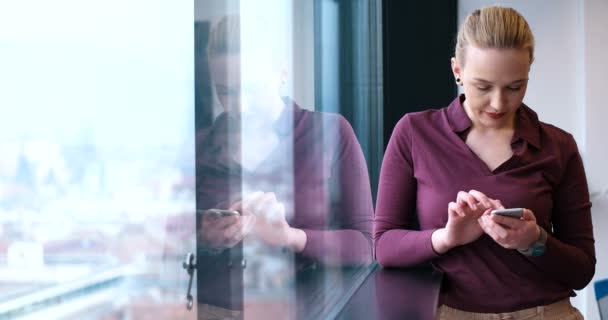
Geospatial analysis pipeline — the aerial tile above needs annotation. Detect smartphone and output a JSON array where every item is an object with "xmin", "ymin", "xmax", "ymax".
[
  {"xmin": 490, "ymin": 208, "xmax": 523, "ymax": 218},
  {"xmin": 198, "ymin": 209, "xmax": 241, "ymax": 217}
]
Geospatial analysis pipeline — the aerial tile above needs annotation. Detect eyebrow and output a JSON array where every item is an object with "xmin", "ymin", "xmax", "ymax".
[{"xmin": 472, "ymin": 77, "xmax": 528, "ymax": 84}]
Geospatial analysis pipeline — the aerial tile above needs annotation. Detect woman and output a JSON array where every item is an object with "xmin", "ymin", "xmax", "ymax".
[
  {"xmin": 196, "ymin": 15, "xmax": 373, "ymax": 314},
  {"xmin": 374, "ymin": 6, "xmax": 595, "ymax": 319}
]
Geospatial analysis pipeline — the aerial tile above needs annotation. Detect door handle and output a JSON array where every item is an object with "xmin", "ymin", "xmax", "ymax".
[{"xmin": 182, "ymin": 252, "xmax": 196, "ymax": 310}]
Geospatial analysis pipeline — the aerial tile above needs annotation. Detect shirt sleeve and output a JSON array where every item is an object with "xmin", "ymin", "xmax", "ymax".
[
  {"xmin": 374, "ymin": 115, "xmax": 440, "ymax": 267},
  {"xmin": 299, "ymin": 116, "xmax": 374, "ymax": 266},
  {"xmin": 526, "ymin": 134, "xmax": 596, "ymax": 289}
]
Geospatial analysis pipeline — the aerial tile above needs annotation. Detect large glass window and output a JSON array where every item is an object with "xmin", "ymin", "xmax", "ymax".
[
  {"xmin": 0, "ymin": 1, "xmax": 382, "ymax": 319},
  {"xmin": 195, "ymin": 1, "xmax": 381, "ymax": 319},
  {"xmin": 0, "ymin": 1, "xmax": 196, "ymax": 318}
]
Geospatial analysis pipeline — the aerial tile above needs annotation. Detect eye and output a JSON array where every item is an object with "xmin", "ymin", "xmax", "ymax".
[
  {"xmin": 507, "ymin": 86, "xmax": 522, "ymax": 91},
  {"xmin": 476, "ymin": 86, "xmax": 491, "ymax": 91}
]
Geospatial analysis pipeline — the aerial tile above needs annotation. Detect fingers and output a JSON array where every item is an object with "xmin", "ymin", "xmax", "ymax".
[
  {"xmin": 203, "ymin": 192, "xmax": 294, "ymax": 250},
  {"xmin": 241, "ymin": 191, "xmax": 266, "ymax": 211},
  {"xmin": 448, "ymin": 201, "xmax": 467, "ymax": 217},
  {"xmin": 489, "ymin": 214, "xmax": 520, "ymax": 229},
  {"xmin": 268, "ymin": 202, "xmax": 286, "ymax": 223},
  {"xmin": 244, "ymin": 192, "xmax": 278, "ymax": 218},
  {"xmin": 451, "ymin": 189, "xmax": 494, "ymax": 219},
  {"xmin": 467, "ymin": 189, "xmax": 491, "ymax": 207},
  {"xmin": 228, "ymin": 200, "xmax": 243, "ymax": 211},
  {"xmin": 453, "ymin": 190, "xmax": 503, "ymax": 215},
  {"xmin": 489, "ymin": 208, "xmax": 535, "ymax": 229},
  {"xmin": 480, "ymin": 214, "xmax": 509, "ymax": 239},
  {"xmin": 199, "ymin": 214, "xmax": 249, "ymax": 248},
  {"xmin": 222, "ymin": 215, "xmax": 256, "ymax": 245},
  {"xmin": 456, "ymin": 191, "xmax": 478, "ymax": 211},
  {"xmin": 254, "ymin": 192, "xmax": 277, "ymax": 216},
  {"xmin": 521, "ymin": 208, "xmax": 536, "ymax": 222},
  {"xmin": 479, "ymin": 212, "xmax": 538, "ymax": 249},
  {"xmin": 478, "ymin": 213, "xmax": 490, "ymax": 232},
  {"xmin": 244, "ymin": 191, "xmax": 265, "ymax": 202},
  {"xmin": 223, "ymin": 219, "xmax": 244, "ymax": 239},
  {"xmin": 202, "ymin": 214, "xmax": 238, "ymax": 230},
  {"xmin": 223, "ymin": 237, "xmax": 243, "ymax": 248},
  {"xmin": 489, "ymin": 199, "xmax": 505, "ymax": 210},
  {"xmin": 241, "ymin": 214, "xmax": 256, "ymax": 234}
]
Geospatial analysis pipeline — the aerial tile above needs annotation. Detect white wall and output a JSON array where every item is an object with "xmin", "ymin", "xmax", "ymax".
[
  {"xmin": 459, "ymin": 1, "xmax": 608, "ymax": 319},
  {"xmin": 584, "ymin": 0, "xmax": 608, "ymax": 319}
]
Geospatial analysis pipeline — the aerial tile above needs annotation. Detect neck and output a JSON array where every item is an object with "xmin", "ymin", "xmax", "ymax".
[{"xmin": 241, "ymin": 95, "xmax": 287, "ymax": 131}]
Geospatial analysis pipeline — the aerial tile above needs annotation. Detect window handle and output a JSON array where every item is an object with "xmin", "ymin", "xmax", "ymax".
[{"xmin": 182, "ymin": 252, "xmax": 196, "ymax": 310}]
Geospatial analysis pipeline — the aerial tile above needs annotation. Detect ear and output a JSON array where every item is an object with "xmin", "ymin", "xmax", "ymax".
[{"xmin": 451, "ymin": 57, "xmax": 462, "ymax": 79}]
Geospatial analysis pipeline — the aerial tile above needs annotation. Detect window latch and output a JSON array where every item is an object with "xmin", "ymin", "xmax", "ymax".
[{"xmin": 182, "ymin": 252, "xmax": 196, "ymax": 310}]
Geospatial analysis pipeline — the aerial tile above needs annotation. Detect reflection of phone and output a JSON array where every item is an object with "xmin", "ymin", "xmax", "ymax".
[
  {"xmin": 199, "ymin": 209, "xmax": 241, "ymax": 217},
  {"xmin": 491, "ymin": 208, "xmax": 523, "ymax": 218}
]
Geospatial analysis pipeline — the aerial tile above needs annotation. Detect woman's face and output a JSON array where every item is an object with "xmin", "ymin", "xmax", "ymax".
[
  {"xmin": 209, "ymin": 53, "xmax": 241, "ymax": 114},
  {"xmin": 209, "ymin": 53, "xmax": 282, "ymax": 117},
  {"xmin": 453, "ymin": 46, "xmax": 531, "ymax": 130}
]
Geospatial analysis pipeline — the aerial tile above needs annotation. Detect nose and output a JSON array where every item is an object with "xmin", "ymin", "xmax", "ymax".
[{"xmin": 490, "ymin": 90, "xmax": 508, "ymax": 112}]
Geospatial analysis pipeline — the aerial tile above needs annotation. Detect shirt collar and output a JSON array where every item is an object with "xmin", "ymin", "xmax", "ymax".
[
  {"xmin": 446, "ymin": 94, "xmax": 472, "ymax": 133},
  {"xmin": 446, "ymin": 94, "xmax": 541, "ymax": 149},
  {"xmin": 513, "ymin": 103, "xmax": 541, "ymax": 149}
]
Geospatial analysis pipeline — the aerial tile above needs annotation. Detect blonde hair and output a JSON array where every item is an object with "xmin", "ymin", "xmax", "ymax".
[
  {"xmin": 206, "ymin": 15, "xmax": 288, "ymax": 76},
  {"xmin": 207, "ymin": 15, "xmax": 240, "ymax": 57},
  {"xmin": 455, "ymin": 6, "xmax": 535, "ymax": 66}
]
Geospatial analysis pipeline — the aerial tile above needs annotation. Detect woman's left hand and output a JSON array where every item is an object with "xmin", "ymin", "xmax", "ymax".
[
  {"xmin": 240, "ymin": 192, "xmax": 307, "ymax": 252},
  {"xmin": 478, "ymin": 208, "xmax": 540, "ymax": 250}
]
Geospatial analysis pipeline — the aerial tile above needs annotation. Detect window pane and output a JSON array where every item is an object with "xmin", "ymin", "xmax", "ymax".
[
  {"xmin": 195, "ymin": 0, "xmax": 381, "ymax": 319},
  {"xmin": 0, "ymin": 1, "xmax": 197, "ymax": 318},
  {"xmin": 0, "ymin": 0, "xmax": 383, "ymax": 318}
]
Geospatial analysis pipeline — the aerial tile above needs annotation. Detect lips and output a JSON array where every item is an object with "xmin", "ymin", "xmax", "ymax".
[{"xmin": 485, "ymin": 112, "xmax": 506, "ymax": 119}]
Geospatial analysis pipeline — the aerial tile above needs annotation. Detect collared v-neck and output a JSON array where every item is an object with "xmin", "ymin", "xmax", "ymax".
[
  {"xmin": 374, "ymin": 95, "xmax": 595, "ymax": 313},
  {"xmin": 448, "ymin": 94, "xmax": 542, "ymax": 176}
]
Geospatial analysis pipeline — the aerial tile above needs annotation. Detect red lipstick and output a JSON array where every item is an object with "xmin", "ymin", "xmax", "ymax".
[{"xmin": 486, "ymin": 112, "xmax": 506, "ymax": 119}]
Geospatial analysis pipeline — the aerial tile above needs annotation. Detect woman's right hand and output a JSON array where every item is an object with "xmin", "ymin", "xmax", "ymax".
[{"xmin": 432, "ymin": 190, "xmax": 503, "ymax": 254}]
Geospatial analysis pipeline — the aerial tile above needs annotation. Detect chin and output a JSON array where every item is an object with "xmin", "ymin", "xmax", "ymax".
[
  {"xmin": 484, "ymin": 121, "xmax": 505, "ymax": 128},
  {"xmin": 224, "ymin": 106, "xmax": 243, "ymax": 114},
  {"xmin": 482, "ymin": 116, "xmax": 512, "ymax": 129}
]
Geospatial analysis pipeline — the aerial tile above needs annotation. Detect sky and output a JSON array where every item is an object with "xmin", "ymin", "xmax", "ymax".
[{"xmin": 0, "ymin": 0, "xmax": 194, "ymax": 146}]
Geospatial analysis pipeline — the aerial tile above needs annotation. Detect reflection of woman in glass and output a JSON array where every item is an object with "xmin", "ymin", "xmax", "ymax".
[
  {"xmin": 375, "ymin": 6, "xmax": 594, "ymax": 319},
  {"xmin": 196, "ymin": 16, "xmax": 373, "ymax": 313}
]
